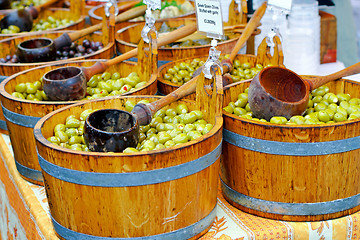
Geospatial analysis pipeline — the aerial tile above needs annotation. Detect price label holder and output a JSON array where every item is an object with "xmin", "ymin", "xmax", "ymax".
[
  {"xmin": 195, "ymin": 0, "xmax": 224, "ymax": 79},
  {"xmin": 266, "ymin": 0, "xmax": 292, "ymax": 48},
  {"xmin": 104, "ymin": 0, "xmax": 119, "ymax": 17},
  {"xmin": 141, "ymin": 0, "xmax": 161, "ymax": 43}
]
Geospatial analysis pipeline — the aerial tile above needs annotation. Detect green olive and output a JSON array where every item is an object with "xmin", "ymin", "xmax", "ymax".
[
  {"xmin": 173, "ymin": 133, "xmax": 189, "ymax": 144},
  {"xmin": 289, "ymin": 115, "xmax": 305, "ymax": 124},
  {"xmin": 54, "ymin": 123, "xmax": 66, "ymax": 133},
  {"xmin": 55, "ymin": 131, "xmax": 69, "ymax": 143},
  {"xmin": 269, "ymin": 116, "xmax": 287, "ymax": 124},
  {"xmin": 47, "ymin": 136, "xmax": 60, "ymax": 145}
]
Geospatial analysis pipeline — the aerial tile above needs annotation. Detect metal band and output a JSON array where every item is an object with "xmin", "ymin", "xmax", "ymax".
[
  {"xmin": 221, "ymin": 179, "xmax": 360, "ymax": 216},
  {"xmin": 2, "ymin": 106, "xmax": 40, "ymax": 128},
  {"xmin": 38, "ymin": 142, "xmax": 222, "ymax": 187},
  {"xmin": 0, "ymin": 120, "xmax": 7, "ymax": 131},
  {"xmin": 15, "ymin": 160, "xmax": 43, "ymax": 182},
  {"xmin": 51, "ymin": 205, "xmax": 217, "ymax": 240},
  {"xmin": 223, "ymin": 129, "xmax": 360, "ymax": 156}
]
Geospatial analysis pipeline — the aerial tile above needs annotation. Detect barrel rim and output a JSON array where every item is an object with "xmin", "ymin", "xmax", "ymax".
[
  {"xmin": 0, "ymin": 30, "xmax": 114, "ymax": 68},
  {"xmin": 115, "ymin": 18, "xmax": 242, "ymax": 51},
  {"xmin": 0, "ymin": 59, "xmax": 156, "ymax": 108},
  {"xmin": 34, "ymin": 95, "xmax": 223, "ymax": 158}
]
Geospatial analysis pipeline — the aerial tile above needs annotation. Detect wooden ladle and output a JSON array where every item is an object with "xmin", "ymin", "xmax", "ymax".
[
  {"xmin": 42, "ymin": 23, "xmax": 197, "ymax": 101},
  {"xmin": 0, "ymin": 0, "xmax": 60, "ymax": 32},
  {"xmin": 248, "ymin": 62, "xmax": 360, "ymax": 121},
  {"xmin": 16, "ymin": 5, "xmax": 147, "ymax": 63}
]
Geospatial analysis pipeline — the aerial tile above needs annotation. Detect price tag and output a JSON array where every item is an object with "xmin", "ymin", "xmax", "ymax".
[
  {"xmin": 268, "ymin": 0, "xmax": 293, "ymax": 12},
  {"xmin": 195, "ymin": 0, "xmax": 224, "ymax": 39},
  {"xmin": 143, "ymin": 0, "xmax": 161, "ymax": 10}
]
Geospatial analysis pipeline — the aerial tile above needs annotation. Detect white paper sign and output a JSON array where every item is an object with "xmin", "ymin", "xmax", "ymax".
[
  {"xmin": 268, "ymin": 0, "xmax": 293, "ymax": 11},
  {"xmin": 195, "ymin": 0, "xmax": 224, "ymax": 38},
  {"xmin": 143, "ymin": 0, "xmax": 161, "ymax": 10}
]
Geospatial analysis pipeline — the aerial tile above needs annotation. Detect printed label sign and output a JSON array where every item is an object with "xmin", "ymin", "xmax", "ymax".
[
  {"xmin": 195, "ymin": 0, "xmax": 224, "ymax": 37},
  {"xmin": 268, "ymin": 0, "xmax": 292, "ymax": 11},
  {"xmin": 143, "ymin": 0, "xmax": 161, "ymax": 10}
]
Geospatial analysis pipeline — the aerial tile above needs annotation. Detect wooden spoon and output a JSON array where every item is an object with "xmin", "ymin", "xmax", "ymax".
[
  {"xmin": 0, "ymin": 0, "xmax": 60, "ymax": 31},
  {"xmin": 16, "ymin": 5, "xmax": 147, "ymax": 63},
  {"xmin": 248, "ymin": 62, "xmax": 360, "ymax": 121},
  {"xmin": 42, "ymin": 23, "xmax": 197, "ymax": 101}
]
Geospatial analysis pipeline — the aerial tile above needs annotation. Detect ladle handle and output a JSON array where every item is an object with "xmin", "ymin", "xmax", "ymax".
[
  {"xmin": 146, "ymin": 75, "xmax": 199, "ymax": 115},
  {"xmin": 307, "ymin": 61, "xmax": 360, "ymax": 91},
  {"xmin": 83, "ymin": 23, "xmax": 197, "ymax": 80},
  {"xmin": 222, "ymin": 1, "xmax": 267, "ymax": 73}
]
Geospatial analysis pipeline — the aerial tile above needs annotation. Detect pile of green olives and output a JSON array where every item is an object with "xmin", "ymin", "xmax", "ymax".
[
  {"xmin": 11, "ymin": 0, "xmax": 47, "ymax": 9},
  {"xmin": 0, "ymin": 17, "xmax": 74, "ymax": 34},
  {"xmin": 163, "ymin": 56, "xmax": 267, "ymax": 86},
  {"xmin": 0, "ymin": 25, "xmax": 21, "ymax": 34},
  {"xmin": 163, "ymin": 58, "xmax": 205, "ymax": 85},
  {"xmin": 224, "ymin": 85, "xmax": 360, "ymax": 124},
  {"xmin": 31, "ymin": 16, "xmax": 74, "ymax": 32},
  {"xmin": 47, "ymin": 101, "xmax": 213, "ymax": 153},
  {"xmin": 11, "ymin": 71, "xmax": 147, "ymax": 101}
]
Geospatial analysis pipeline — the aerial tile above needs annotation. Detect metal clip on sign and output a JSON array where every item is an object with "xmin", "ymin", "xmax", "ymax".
[
  {"xmin": 266, "ymin": 0, "xmax": 292, "ymax": 48},
  {"xmin": 203, "ymin": 39, "xmax": 223, "ymax": 79},
  {"xmin": 141, "ymin": 0, "xmax": 160, "ymax": 43},
  {"xmin": 105, "ymin": 0, "xmax": 119, "ymax": 17}
]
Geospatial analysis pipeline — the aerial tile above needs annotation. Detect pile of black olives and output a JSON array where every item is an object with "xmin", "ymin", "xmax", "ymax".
[{"xmin": 1, "ymin": 39, "xmax": 104, "ymax": 63}]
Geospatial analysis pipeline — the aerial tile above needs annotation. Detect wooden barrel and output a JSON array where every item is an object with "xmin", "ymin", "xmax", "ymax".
[
  {"xmin": 88, "ymin": 0, "xmax": 195, "ymax": 31},
  {"xmin": 0, "ymin": 59, "xmax": 157, "ymax": 185},
  {"xmin": 156, "ymin": 36, "xmax": 284, "ymax": 99},
  {"xmin": 115, "ymin": 19, "xmax": 255, "ymax": 65},
  {"xmin": 33, "ymin": 71, "xmax": 223, "ymax": 239},
  {"xmin": 0, "ymin": 7, "xmax": 86, "ymax": 40},
  {"xmin": 0, "ymin": 28, "xmax": 115, "ymax": 77},
  {"xmin": 0, "ymin": 0, "xmax": 64, "ymax": 16},
  {"xmin": 221, "ymin": 78, "xmax": 360, "ymax": 221}
]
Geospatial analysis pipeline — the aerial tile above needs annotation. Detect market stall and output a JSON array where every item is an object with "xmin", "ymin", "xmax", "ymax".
[{"xmin": 1, "ymin": 0, "xmax": 360, "ymax": 239}]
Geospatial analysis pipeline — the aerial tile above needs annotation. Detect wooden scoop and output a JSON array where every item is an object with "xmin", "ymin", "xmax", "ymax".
[
  {"xmin": 42, "ymin": 23, "xmax": 197, "ymax": 101},
  {"xmin": 248, "ymin": 62, "xmax": 360, "ymax": 121},
  {"xmin": 16, "ymin": 5, "xmax": 147, "ymax": 63},
  {"xmin": 0, "ymin": 0, "xmax": 60, "ymax": 31}
]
